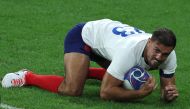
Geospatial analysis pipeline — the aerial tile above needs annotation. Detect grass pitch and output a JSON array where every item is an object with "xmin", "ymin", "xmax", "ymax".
[{"xmin": 0, "ymin": 0, "xmax": 190, "ymax": 109}]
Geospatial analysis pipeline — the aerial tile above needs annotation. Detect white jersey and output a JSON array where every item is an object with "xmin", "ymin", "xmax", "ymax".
[{"xmin": 82, "ymin": 19, "xmax": 177, "ymax": 81}]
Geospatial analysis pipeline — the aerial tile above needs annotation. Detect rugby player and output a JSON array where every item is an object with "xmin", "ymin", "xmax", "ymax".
[{"xmin": 2, "ymin": 19, "xmax": 178, "ymax": 102}]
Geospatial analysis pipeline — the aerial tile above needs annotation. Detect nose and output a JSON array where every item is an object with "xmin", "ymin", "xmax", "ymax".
[{"xmin": 155, "ymin": 53, "xmax": 163, "ymax": 61}]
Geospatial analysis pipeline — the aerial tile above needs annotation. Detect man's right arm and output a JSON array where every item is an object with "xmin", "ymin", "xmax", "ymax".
[{"xmin": 100, "ymin": 72, "xmax": 155, "ymax": 101}]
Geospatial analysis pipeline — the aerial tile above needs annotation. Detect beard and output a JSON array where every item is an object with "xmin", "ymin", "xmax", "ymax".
[{"xmin": 148, "ymin": 59, "xmax": 162, "ymax": 69}]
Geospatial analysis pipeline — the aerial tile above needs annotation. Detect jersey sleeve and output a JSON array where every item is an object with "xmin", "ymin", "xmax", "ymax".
[
  {"xmin": 159, "ymin": 50, "xmax": 177, "ymax": 78},
  {"xmin": 107, "ymin": 48, "xmax": 137, "ymax": 81}
]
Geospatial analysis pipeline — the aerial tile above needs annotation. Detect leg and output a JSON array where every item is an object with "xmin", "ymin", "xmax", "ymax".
[
  {"xmin": 86, "ymin": 58, "xmax": 110, "ymax": 81},
  {"xmin": 25, "ymin": 72, "xmax": 64, "ymax": 93},
  {"xmin": 2, "ymin": 23, "xmax": 91, "ymax": 94},
  {"xmin": 85, "ymin": 52, "xmax": 110, "ymax": 81},
  {"xmin": 87, "ymin": 68, "xmax": 106, "ymax": 80},
  {"xmin": 58, "ymin": 52, "xmax": 90, "ymax": 96},
  {"xmin": 1, "ymin": 69, "xmax": 65, "ymax": 93},
  {"xmin": 58, "ymin": 23, "xmax": 91, "ymax": 96}
]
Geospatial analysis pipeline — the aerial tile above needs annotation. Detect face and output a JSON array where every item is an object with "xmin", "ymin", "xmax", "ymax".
[{"xmin": 144, "ymin": 39, "xmax": 174, "ymax": 69}]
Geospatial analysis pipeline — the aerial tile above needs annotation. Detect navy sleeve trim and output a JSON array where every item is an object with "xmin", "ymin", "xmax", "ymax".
[{"xmin": 159, "ymin": 69, "xmax": 174, "ymax": 78}]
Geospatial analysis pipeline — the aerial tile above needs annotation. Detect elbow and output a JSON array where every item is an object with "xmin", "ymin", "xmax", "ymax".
[{"xmin": 100, "ymin": 88, "xmax": 112, "ymax": 100}]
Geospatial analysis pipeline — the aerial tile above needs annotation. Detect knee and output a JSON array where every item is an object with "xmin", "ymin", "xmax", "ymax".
[{"xmin": 58, "ymin": 83, "xmax": 83, "ymax": 96}]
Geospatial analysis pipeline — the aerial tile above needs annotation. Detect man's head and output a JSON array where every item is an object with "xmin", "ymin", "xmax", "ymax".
[{"xmin": 144, "ymin": 28, "xmax": 176, "ymax": 68}]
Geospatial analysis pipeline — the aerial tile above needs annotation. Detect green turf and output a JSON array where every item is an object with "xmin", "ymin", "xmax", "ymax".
[{"xmin": 0, "ymin": 0, "xmax": 190, "ymax": 109}]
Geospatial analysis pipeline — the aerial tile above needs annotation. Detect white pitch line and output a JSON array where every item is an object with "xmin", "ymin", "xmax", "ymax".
[{"xmin": 0, "ymin": 103, "xmax": 24, "ymax": 109}]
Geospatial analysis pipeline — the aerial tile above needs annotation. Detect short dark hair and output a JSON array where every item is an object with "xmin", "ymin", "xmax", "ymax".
[{"xmin": 151, "ymin": 28, "xmax": 176, "ymax": 48}]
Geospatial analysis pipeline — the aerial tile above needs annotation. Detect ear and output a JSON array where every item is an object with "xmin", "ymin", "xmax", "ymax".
[{"xmin": 147, "ymin": 38, "xmax": 151, "ymax": 44}]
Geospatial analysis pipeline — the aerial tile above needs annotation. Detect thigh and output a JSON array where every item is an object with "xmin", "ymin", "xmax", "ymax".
[{"xmin": 58, "ymin": 23, "xmax": 92, "ymax": 95}]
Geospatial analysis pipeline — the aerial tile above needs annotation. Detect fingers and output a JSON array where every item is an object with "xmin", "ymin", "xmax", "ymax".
[
  {"xmin": 165, "ymin": 89, "xmax": 179, "ymax": 98},
  {"xmin": 140, "ymin": 76, "xmax": 156, "ymax": 95},
  {"xmin": 165, "ymin": 93, "xmax": 178, "ymax": 101},
  {"xmin": 166, "ymin": 91, "xmax": 179, "ymax": 97},
  {"xmin": 165, "ymin": 85, "xmax": 178, "ymax": 95},
  {"xmin": 147, "ymin": 76, "xmax": 156, "ymax": 88},
  {"xmin": 145, "ymin": 77, "xmax": 152, "ymax": 84},
  {"xmin": 141, "ymin": 76, "xmax": 156, "ymax": 93},
  {"xmin": 165, "ymin": 85, "xmax": 176, "ymax": 91},
  {"xmin": 167, "ymin": 90, "xmax": 178, "ymax": 95},
  {"xmin": 164, "ymin": 85, "xmax": 179, "ymax": 101}
]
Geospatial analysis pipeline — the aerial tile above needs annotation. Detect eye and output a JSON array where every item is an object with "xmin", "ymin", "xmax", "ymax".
[
  {"xmin": 162, "ymin": 53, "xmax": 170, "ymax": 57},
  {"xmin": 154, "ymin": 48, "xmax": 160, "ymax": 53}
]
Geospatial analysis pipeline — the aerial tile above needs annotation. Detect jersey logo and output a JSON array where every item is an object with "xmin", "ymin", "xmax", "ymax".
[{"xmin": 112, "ymin": 26, "xmax": 145, "ymax": 37}]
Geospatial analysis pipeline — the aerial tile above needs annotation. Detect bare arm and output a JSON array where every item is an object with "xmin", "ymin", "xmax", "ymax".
[
  {"xmin": 100, "ymin": 72, "xmax": 155, "ymax": 101},
  {"xmin": 160, "ymin": 76, "xmax": 179, "ymax": 102}
]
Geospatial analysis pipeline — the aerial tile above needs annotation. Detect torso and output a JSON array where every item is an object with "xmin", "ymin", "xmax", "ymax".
[{"xmin": 82, "ymin": 19, "xmax": 177, "ymax": 80}]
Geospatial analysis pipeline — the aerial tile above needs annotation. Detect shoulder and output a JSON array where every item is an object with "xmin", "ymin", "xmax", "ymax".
[
  {"xmin": 165, "ymin": 50, "xmax": 177, "ymax": 62},
  {"xmin": 159, "ymin": 50, "xmax": 177, "ymax": 74}
]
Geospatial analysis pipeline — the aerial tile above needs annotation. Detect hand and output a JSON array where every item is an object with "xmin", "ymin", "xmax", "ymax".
[
  {"xmin": 140, "ymin": 77, "xmax": 156, "ymax": 96},
  {"xmin": 163, "ymin": 85, "xmax": 179, "ymax": 102}
]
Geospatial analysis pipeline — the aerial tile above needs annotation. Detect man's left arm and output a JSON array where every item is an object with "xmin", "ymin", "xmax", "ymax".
[{"xmin": 160, "ymin": 75, "xmax": 179, "ymax": 102}]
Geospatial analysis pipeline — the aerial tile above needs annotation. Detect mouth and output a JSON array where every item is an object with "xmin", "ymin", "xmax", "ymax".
[
  {"xmin": 151, "ymin": 59, "xmax": 161, "ymax": 67},
  {"xmin": 153, "ymin": 59, "xmax": 159, "ymax": 63}
]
